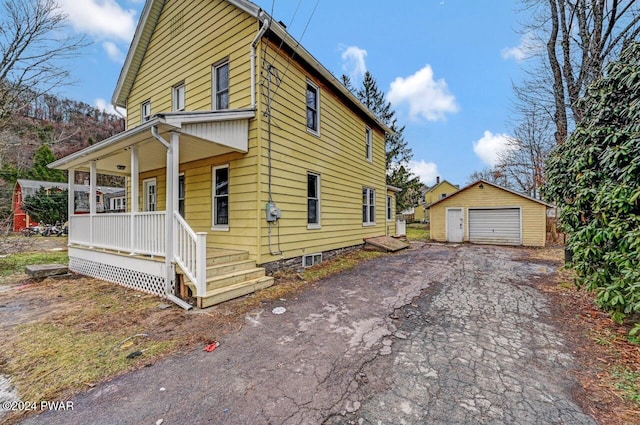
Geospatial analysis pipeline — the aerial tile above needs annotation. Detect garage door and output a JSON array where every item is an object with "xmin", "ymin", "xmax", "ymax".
[{"xmin": 468, "ymin": 208, "xmax": 521, "ymax": 245}]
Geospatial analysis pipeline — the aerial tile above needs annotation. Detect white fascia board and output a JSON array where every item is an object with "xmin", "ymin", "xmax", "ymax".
[{"xmin": 159, "ymin": 109, "xmax": 255, "ymax": 127}]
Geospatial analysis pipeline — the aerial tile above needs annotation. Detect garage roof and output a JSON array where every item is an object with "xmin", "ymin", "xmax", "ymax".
[{"xmin": 426, "ymin": 180, "xmax": 554, "ymax": 209}]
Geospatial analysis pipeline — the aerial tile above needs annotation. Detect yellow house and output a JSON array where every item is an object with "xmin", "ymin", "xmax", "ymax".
[
  {"xmin": 420, "ymin": 177, "xmax": 459, "ymax": 222},
  {"xmin": 49, "ymin": 0, "xmax": 396, "ymax": 308},
  {"xmin": 428, "ymin": 180, "xmax": 551, "ymax": 247}
]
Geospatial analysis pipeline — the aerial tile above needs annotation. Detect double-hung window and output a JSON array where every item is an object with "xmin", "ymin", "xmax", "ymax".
[
  {"xmin": 173, "ymin": 83, "xmax": 185, "ymax": 111},
  {"xmin": 306, "ymin": 81, "xmax": 319, "ymax": 134},
  {"xmin": 365, "ymin": 127, "xmax": 372, "ymax": 161},
  {"xmin": 307, "ymin": 173, "xmax": 320, "ymax": 228},
  {"xmin": 212, "ymin": 165, "xmax": 229, "ymax": 230},
  {"xmin": 213, "ymin": 61, "xmax": 229, "ymax": 110},
  {"xmin": 362, "ymin": 187, "xmax": 375, "ymax": 225},
  {"xmin": 141, "ymin": 100, "xmax": 151, "ymax": 123}
]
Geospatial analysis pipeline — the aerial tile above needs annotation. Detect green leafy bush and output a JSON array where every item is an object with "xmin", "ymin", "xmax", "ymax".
[{"xmin": 543, "ymin": 42, "xmax": 640, "ymax": 326}]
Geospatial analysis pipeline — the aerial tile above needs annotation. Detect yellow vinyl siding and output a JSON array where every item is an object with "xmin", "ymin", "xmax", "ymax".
[
  {"xmin": 255, "ymin": 40, "xmax": 387, "ymax": 263},
  {"xmin": 429, "ymin": 183, "xmax": 547, "ymax": 247},
  {"xmin": 126, "ymin": 0, "xmax": 257, "ymax": 127}
]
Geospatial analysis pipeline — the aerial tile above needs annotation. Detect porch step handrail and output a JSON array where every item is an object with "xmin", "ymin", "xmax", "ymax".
[{"xmin": 173, "ymin": 212, "xmax": 207, "ymax": 297}]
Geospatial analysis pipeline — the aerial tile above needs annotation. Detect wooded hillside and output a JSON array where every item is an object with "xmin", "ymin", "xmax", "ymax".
[{"xmin": 0, "ymin": 91, "xmax": 125, "ymax": 222}]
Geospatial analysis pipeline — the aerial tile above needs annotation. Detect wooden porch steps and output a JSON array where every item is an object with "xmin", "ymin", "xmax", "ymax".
[
  {"xmin": 198, "ymin": 276, "xmax": 274, "ymax": 308},
  {"xmin": 179, "ymin": 248, "xmax": 274, "ymax": 308}
]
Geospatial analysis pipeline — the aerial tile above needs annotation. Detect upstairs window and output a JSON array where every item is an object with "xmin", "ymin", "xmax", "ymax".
[
  {"xmin": 173, "ymin": 83, "xmax": 185, "ymax": 111},
  {"xmin": 365, "ymin": 127, "xmax": 373, "ymax": 161},
  {"xmin": 141, "ymin": 100, "xmax": 151, "ymax": 123},
  {"xmin": 307, "ymin": 173, "xmax": 320, "ymax": 228},
  {"xmin": 306, "ymin": 81, "xmax": 319, "ymax": 134},
  {"xmin": 213, "ymin": 61, "xmax": 229, "ymax": 110},
  {"xmin": 362, "ymin": 187, "xmax": 375, "ymax": 225}
]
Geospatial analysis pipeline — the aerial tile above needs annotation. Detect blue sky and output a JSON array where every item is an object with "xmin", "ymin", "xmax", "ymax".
[{"xmin": 55, "ymin": 0, "xmax": 532, "ymax": 187}]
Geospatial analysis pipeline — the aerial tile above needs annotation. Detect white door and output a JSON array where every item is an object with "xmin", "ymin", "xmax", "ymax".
[
  {"xmin": 469, "ymin": 208, "xmax": 521, "ymax": 245},
  {"xmin": 446, "ymin": 208, "xmax": 464, "ymax": 242}
]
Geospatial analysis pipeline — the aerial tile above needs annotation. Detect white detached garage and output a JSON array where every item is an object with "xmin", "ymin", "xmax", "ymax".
[{"xmin": 428, "ymin": 180, "xmax": 552, "ymax": 247}]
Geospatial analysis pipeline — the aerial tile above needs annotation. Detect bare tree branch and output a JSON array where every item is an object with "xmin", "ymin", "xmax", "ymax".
[{"xmin": 0, "ymin": 0, "xmax": 87, "ymax": 128}]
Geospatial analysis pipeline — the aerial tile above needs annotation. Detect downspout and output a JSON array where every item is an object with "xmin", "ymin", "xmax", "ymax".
[
  {"xmin": 251, "ymin": 11, "xmax": 270, "ymax": 109},
  {"xmin": 150, "ymin": 125, "xmax": 192, "ymax": 311}
]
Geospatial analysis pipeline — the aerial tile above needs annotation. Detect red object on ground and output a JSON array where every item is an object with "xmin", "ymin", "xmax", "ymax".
[{"xmin": 204, "ymin": 341, "xmax": 220, "ymax": 352}]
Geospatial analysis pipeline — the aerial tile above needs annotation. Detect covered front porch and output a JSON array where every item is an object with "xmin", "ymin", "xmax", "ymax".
[{"xmin": 50, "ymin": 109, "xmax": 272, "ymax": 308}]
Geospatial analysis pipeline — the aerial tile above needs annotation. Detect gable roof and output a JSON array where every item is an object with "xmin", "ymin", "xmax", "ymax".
[
  {"xmin": 426, "ymin": 179, "xmax": 554, "ymax": 209},
  {"xmin": 112, "ymin": 0, "xmax": 391, "ymax": 134},
  {"xmin": 426, "ymin": 179, "xmax": 458, "ymax": 193}
]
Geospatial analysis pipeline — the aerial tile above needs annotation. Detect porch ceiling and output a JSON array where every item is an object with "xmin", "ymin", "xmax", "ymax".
[{"xmin": 49, "ymin": 111, "xmax": 254, "ymax": 176}]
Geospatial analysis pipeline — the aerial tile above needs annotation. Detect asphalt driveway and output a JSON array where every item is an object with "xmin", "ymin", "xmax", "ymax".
[{"xmin": 23, "ymin": 243, "xmax": 596, "ymax": 425}]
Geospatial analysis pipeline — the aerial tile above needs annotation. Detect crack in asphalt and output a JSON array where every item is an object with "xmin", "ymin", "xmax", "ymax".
[{"xmin": 22, "ymin": 244, "xmax": 594, "ymax": 425}]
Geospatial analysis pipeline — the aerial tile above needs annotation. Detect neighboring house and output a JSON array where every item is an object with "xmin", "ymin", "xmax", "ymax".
[
  {"xmin": 103, "ymin": 190, "xmax": 127, "ymax": 213},
  {"xmin": 48, "ymin": 0, "xmax": 397, "ymax": 309},
  {"xmin": 12, "ymin": 179, "xmax": 123, "ymax": 232},
  {"xmin": 428, "ymin": 180, "xmax": 552, "ymax": 247},
  {"xmin": 421, "ymin": 177, "xmax": 459, "ymax": 222}
]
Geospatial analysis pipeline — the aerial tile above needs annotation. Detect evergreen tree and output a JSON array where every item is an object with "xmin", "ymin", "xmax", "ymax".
[
  {"xmin": 543, "ymin": 41, "xmax": 640, "ymax": 334},
  {"xmin": 351, "ymin": 71, "xmax": 421, "ymax": 212},
  {"xmin": 27, "ymin": 144, "xmax": 66, "ymax": 182},
  {"xmin": 22, "ymin": 187, "xmax": 68, "ymax": 224}
]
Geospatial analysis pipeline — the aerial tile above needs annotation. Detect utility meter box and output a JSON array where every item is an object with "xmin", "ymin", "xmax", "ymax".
[{"xmin": 265, "ymin": 202, "xmax": 281, "ymax": 222}]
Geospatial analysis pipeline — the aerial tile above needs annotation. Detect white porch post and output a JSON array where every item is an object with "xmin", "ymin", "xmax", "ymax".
[
  {"xmin": 164, "ymin": 132, "xmax": 179, "ymax": 294},
  {"xmin": 130, "ymin": 146, "xmax": 139, "ymax": 255},
  {"xmin": 89, "ymin": 161, "xmax": 97, "ymax": 248},
  {"xmin": 67, "ymin": 168, "xmax": 75, "ymax": 245}
]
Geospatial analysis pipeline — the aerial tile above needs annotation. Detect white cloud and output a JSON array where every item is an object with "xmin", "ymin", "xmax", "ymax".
[
  {"xmin": 409, "ymin": 160, "xmax": 439, "ymax": 185},
  {"xmin": 95, "ymin": 98, "xmax": 126, "ymax": 117},
  {"xmin": 501, "ymin": 32, "xmax": 541, "ymax": 62},
  {"xmin": 472, "ymin": 130, "xmax": 513, "ymax": 167},
  {"xmin": 102, "ymin": 41, "xmax": 124, "ymax": 63},
  {"xmin": 341, "ymin": 45, "xmax": 368, "ymax": 83},
  {"xmin": 58, "ymin": 0, "xmax": 137, "ymax": 42},
  {"xmin": 387, "ymin": 65, "xmax": 459, "ymax": 122}
]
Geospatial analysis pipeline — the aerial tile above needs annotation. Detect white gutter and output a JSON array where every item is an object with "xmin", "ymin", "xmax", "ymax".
[{"xmin": 250, "ymin": 11, "xmax": 270, "ymax": 108}]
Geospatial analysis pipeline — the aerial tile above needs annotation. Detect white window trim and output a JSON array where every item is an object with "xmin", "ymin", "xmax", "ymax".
[
  {"xmin": 306, "ymin": 80, "xmax": 320, "ymax": 136},
  {"xmin": 386, "ymin": 195, "xmax": 392, "ymax": 222},
  {"xmin": 365, "ymin": 126, "xmax": 373, "ymax": 162},
  {"xmin": 363, "ymin": 187, "xmax": 376, "ymax": 226},
  {"xmin": 212, "ymin": 60, "xmax": 230, "ymax": 111},
  {"xmin": 307, "ymin": 172, "xmax": 321, "ymax": 229},
  {"xmin": 142, "ymin": 178, "xmax": 157, "ymax": 212},
  {"xmin": 141, "ymin": 100, "xmax": 151, "ymax": 123},
  {"xmin": 173, "ymin": 82, "xmax": 185, "ymax": 111},
  {"xmin": 212, "ymin": 164, "xmax": 229, "ymax": 231},
  {"xmin": 178, "ymin": 172, "xmax": 185, "ymax": 217}
]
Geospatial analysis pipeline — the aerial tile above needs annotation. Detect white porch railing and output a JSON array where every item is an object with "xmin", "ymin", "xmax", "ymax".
[
  {"xmin": 173, "ymin": 212, "xmax": 207, "ymax": 297},
  {"xmin": 70, "ymin": 212, "xmax": 166, "ymax": 257},
  {"xmin": 69, "ymin": 211, "xmax": 206, "ymax": 296}
]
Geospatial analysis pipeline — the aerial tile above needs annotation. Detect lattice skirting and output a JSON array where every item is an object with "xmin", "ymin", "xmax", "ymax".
[{"xmin": 69, "ymin": 257, "xmax": 173, "ymax": 297}]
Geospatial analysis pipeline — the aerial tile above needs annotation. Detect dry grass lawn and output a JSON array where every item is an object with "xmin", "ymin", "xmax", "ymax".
[{"xmin": 0, "ymin": 246, "xmax": 383, "ymax": 424}]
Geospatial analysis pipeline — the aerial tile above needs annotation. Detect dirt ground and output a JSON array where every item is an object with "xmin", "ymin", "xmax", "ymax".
[
  {"xmin": 1, "ymin": 240, "xmax": 639, "ymax": 424},
  {"xmin": 524, "ymin": 247, "xmax": 640, "ymax": 425}
]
